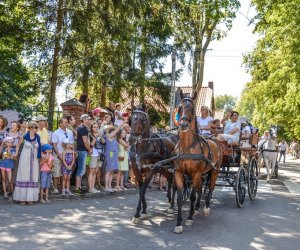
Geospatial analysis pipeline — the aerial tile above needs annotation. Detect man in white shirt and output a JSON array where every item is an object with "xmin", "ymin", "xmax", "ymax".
[
  {"xmin": 51, "ymin": 117, "xmax": 74, "ymax": 194},
  {"xmin": 217, "ymin": 111, "xmax": 241, "ymax": 143},
  {"xmin": 278, "ymin": 140, "xmax": 288, "ymax": 163}
]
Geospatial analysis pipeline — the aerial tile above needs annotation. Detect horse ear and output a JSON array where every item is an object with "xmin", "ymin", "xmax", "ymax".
[
  {"xmin": 192, "ymin": 91, "xmax": 197, "ymax": 100},
  {"xmin": 141, "ymin": 103, "xmax": 146, "ymax": 111},
  {"xmin": 180, "ymin": 89, "xmax": 184, "ymax": 99}
]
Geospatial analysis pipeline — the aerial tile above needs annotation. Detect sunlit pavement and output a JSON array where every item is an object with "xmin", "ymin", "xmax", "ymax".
[{"xmin": 0, "ymin": 156, "xmax": 300, "ymax": 250}]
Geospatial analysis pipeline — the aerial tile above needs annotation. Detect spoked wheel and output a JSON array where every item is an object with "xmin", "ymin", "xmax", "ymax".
[
  {"xmin": 235, "ymin": 166, "xmax": 247, "ymax": 208},
  {"xmin": 274, "ymin": 161, "xmax": 279, "ymax": 178},
  {"xmin": 248, "ymin": 157, "xmax": 258, "ymax": 200}
]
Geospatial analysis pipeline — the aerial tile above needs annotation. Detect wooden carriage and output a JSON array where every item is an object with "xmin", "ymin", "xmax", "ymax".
[{"xmin": 217, "ymin": 130, "xmax": 259, "ymax": 208}]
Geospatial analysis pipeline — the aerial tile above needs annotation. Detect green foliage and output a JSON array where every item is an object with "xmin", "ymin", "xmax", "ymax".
[
  {"xmin": 0, "ymin": 0, "xmax": 39, "ymax": 111},
  {"xmin": 215, "ymin": 94, "xmax": 237, "ymax": 111},
  {"xmin": 238, "ymin": 0, "xmax": 300, "ymax": 139}
]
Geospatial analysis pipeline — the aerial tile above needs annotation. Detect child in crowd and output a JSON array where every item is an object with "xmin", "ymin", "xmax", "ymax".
[
  {"xmin": 62, "ymin": 140, "xmax": 75, "ymax": 195},
  {"xmin": 116, "ymin": 129, "xmax": 129, "ymax": 191},
  {"xmin": 40, "ymin": 144, "xmax": 54, "ymax": 203},
  {"xmin": 1, "ymin": 137, "xmax": 16, "ymax": 198}
]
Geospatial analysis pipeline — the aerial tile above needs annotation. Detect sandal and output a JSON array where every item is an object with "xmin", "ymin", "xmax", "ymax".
[{"xmin": 20, "ymin": 202, "xmax": 26, "ymax": 205}]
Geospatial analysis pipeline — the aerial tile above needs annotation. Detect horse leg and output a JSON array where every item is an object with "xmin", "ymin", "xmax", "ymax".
[
  {"xmin": 204, "ymin": 171, "xmax": 218, "ymax": 216},
  {"xmin": 132, "ymin": 181, "xmax": 144, "ymax": 224},
  {"xmin": 265, "ymin": 160, "xmax": 271, "ymax": 183},
  {"xmin": 166, "ymin": 174, "xmax": 173, "ymax": 203},
  {"xmin": 167, "ymin": 178, "xmax": 176, "ymax": 213},
  {"xmin": 185, "ymin": 187, "xmax": 196, "ymax": 226},
  {"xmin": 174, "ymin": 171, "xmax": 184, "ymax": 234},
  {"xmin": 195, "ymin": 181, "xmax": 203, "ymax": 214},
  {"xmin": 140, "ymin": 171, "xmax": 156, "ymax": 219}
]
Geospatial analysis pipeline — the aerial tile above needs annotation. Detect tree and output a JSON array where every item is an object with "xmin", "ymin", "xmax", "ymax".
[
  {"xmin": 215, "ymin": 94, "xmax": 237, "ymax": 111},
  {"xmin": 239, "ymin": 0, "xmax": 300, "ymax": 139},
  {"xmin": 172, "ymin": 0, "xmax": 240, "ymax": 94},
  {"xmin": 0, "ymin": 0, "xmax": 38, "ymax": 112}
]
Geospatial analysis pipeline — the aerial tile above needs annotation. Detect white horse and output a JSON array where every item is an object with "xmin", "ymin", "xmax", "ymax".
[{"xmin": 258, "ymin": 126, "xmax": 278, "ymax": 182}]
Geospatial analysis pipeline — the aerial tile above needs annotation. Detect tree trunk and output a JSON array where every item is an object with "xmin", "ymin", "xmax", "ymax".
[
  {"xmin": 81, "ymin": 63, "xmax": 90, "ymax": 95},
  {"xmin": 140, "ymin": 27, "xmax": 147, "ymax": 103},
  {"xmin": 195, "ymin": 28, "xmax": 214, "ymax": 95},
  {"xmin": 192, "ymin": 46, "xmax": 198, "ymax": 89},
  {"xmin": 100, "ymin": 81, "xmax": 107, "ymax": 107},
  {"xmin": 48, "ymin": 0, "xmax": 64, "ymax": 131}
]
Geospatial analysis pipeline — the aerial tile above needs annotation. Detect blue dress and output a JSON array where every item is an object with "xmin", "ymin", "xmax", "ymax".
[
  {"xmin": 2, "ymin": 148, "xmax": 16, "ymax": 169},
  {"xmin": 104, "ymin": 134, "xmax": 119, "ymax": 172}
]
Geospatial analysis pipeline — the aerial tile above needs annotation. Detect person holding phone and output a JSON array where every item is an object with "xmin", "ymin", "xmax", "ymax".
[{"xmin": 217, "ymin": 111, "xmax": 241, "ymax": 143}]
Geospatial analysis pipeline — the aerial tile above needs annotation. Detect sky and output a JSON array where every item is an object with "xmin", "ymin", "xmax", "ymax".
[
  {"xmin": 57, "ymin": 0, "xmax": 258, "ymax": 104},
  {"xmin": 175, "ymin": 0, "xmax": 259, "ymax": 99}
]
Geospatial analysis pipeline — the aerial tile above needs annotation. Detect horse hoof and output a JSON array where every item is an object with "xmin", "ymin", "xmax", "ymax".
[
  {"xmin": 167, "ymin": 208, "xmax": 174, "ymax": 213},
  {"xmin": 194, "ymin": 210, "xmax": 200, "ymax": 215},
  {"xmin": 132, "ymin": 217, "xmax": 140, "ymax": 224},
  {"xmin": 185, "ymin": 219, "xmax": 193, "ymax": 226},
  {"xmin": 203, "ymin": 207, "xmax": 210, "ymax": 216},
  {"xmin": 174, "ymin": 226, "xmax": 183, "ymax": 234},
  {"xmin": 140, "ymin": 213, "xmax": 147, "ymax": 220}
]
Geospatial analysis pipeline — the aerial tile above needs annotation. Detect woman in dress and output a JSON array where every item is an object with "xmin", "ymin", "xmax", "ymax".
[
  {"xmin": 196, "ymin": 106, "xmax": 213, "ymax": 135},
  {"xmin": 13, "ymin": 121, "xmax": 41, "ymax": 205},
  {"xmin": 115, "ymin": 129, "xmax": 129, "ymax": 191},
  {"xmin": 103, "ymin": 120, "xmax": 126, "ymax": 192}
]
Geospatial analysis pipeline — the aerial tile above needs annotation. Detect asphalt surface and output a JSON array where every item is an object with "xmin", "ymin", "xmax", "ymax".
[{"xmin": 0, "ymin": 156, "xmax": 299, "ymax": 250}]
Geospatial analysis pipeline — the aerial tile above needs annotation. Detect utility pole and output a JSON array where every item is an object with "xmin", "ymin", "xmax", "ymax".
[{"xmin": 170, "ymin": 47, "xmax": 176, "ymax": 129}]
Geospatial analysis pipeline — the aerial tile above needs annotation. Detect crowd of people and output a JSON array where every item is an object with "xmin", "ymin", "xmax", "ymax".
[
  {"xmin": 0, "ymin": 101, "xmax": 138, "ymax": 205},
  {"xmin": 1, "ymin": 100, "xmax": 300, "ymax": 204}
]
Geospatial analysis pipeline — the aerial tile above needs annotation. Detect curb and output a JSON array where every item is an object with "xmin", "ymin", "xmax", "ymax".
[{"xmin": 0, "ymin": 185, "xmax": 162, "ymax": 205}]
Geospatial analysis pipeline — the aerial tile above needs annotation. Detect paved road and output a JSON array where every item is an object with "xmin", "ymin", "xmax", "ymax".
[{"xmin": 0, "ymin": 156, "xmax": 300, "ymax": 250}]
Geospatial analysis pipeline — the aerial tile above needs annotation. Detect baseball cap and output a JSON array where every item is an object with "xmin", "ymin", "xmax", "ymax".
[
  {"xmin": 42, "ymin": 144, "xmax": 53, "ymax": 152},
  {"xmin": 80, "ymin": 114, "xmax": 91, "ymax": 121}
]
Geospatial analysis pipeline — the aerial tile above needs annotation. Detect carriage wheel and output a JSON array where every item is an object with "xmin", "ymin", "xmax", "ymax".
[
  {"xmin": 274, "ymin": 161, "xmax": 279, "ymax": 178},
  {"xmin": 248, "ymin": 157, "xmax": 258, "ymax": 201},
  {"xmin": 235, "ymin": 166, "xmax": 247, "ymax": 208}
]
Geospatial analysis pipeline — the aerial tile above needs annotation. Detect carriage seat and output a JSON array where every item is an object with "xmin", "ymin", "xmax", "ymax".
[{"xmin": 228, "ymin": 141, "xmax": 240, "ymax": 147}]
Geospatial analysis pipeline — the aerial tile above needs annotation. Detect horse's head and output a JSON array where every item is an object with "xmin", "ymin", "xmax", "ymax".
[
  {"xmin": 178, "ymin": 90, "xmax": 197, "ymax": 131},
  {"xmin": 130, "ymin": 104, "xmax": 150, "ymax": 137},
  {"xmin": 269, "ymin": 125, "xmax": 278, "ymax": 139}
]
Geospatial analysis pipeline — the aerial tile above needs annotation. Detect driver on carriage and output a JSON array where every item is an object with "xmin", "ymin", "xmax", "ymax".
[{"xmin": 217, "ymin": 111, "xmax": 241, "ymax": 144}]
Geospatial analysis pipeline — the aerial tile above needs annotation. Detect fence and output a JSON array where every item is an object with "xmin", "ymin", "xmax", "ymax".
[{"xmin": 28, "ymin": 107, "xmax": 64, "ymax": 131}]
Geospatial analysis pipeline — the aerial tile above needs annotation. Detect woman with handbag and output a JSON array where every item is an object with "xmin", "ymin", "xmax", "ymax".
[
  {"xmin": 115, "ymin": 129, "xmax": 129, "ymax": 191},
  {"xmin": 88, "ymin": 122, "xmax": 105, "ymax": 193}
]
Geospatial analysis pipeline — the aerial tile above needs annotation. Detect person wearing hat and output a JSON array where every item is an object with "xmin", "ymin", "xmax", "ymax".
[
  {"xmin": 14, "ymin": 121, "xmax": 41, "ymax": 204},
  {"xmin": 51, "ymin": 117, "xmax": 74, "ymax": 194},
  {"xmin": 196, "ymin": 105, "xmax": 213, "ymax": 135},
  {"xmin": 0, "ymin": 137, "xmax": 16, "ymax": 198},
  {"xmin": 36, "ymin": 115, "xmax": 49, "ymax": 145},
  {"xmin": 40, "ymin": 144, "xmax": 54, "ymax": 203},
  {"xmin": 75, "ymin": 114, "xmax": 92, "ymax": 194}
]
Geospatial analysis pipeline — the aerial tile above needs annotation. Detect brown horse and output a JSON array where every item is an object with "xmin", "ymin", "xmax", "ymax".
[
  {"xmin": 173, "ymin": 91, "xmax": 222, "ymax": 233},
  {"xmin": 129, "ymin": 104, "xmax": 178, "ymax": 223}
]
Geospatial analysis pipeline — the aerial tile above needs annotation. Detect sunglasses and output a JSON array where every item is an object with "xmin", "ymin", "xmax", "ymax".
[
  {"xmin": 31, "ymin": 126, "xmax": 38, "ymax": 129},
  {"xmin": 64, "ymin": 132, "xmax": 69, "ymax": 138}
]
